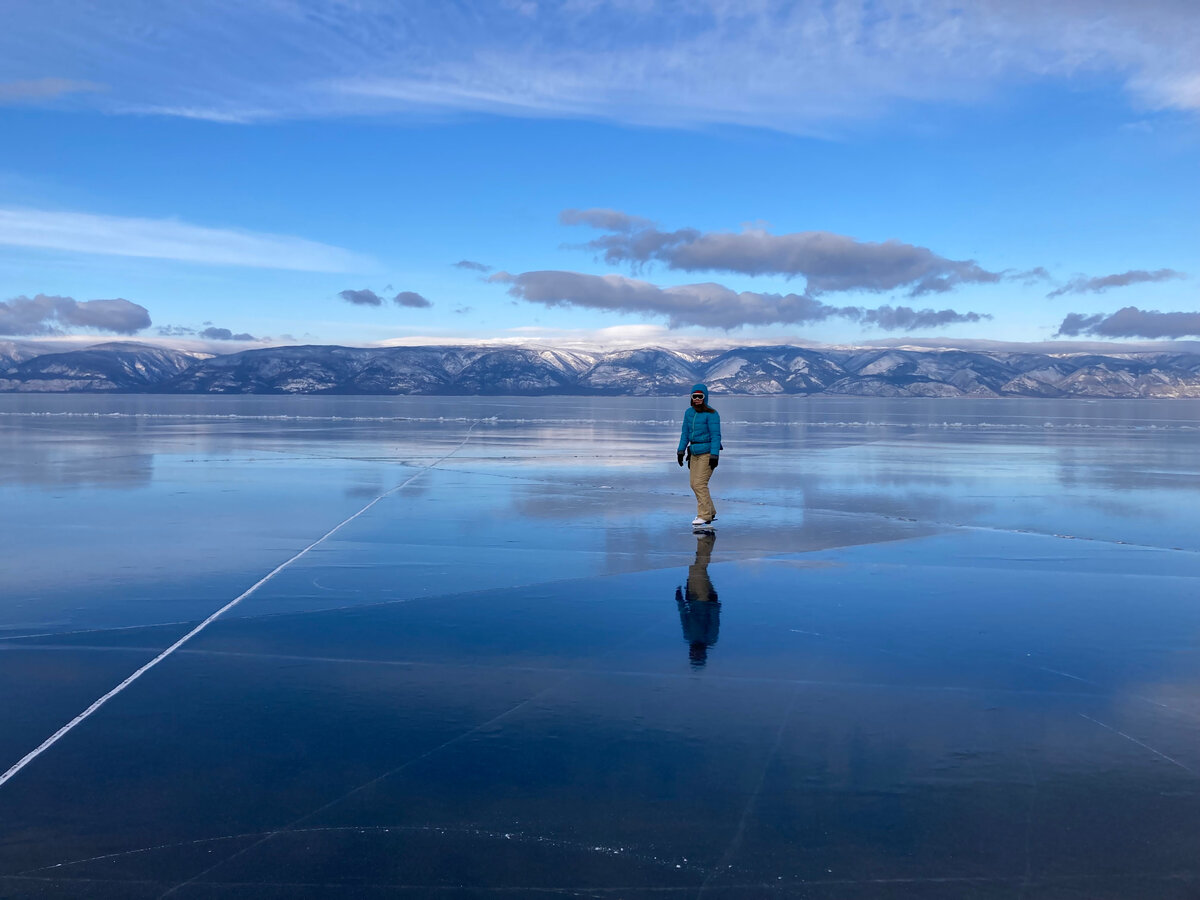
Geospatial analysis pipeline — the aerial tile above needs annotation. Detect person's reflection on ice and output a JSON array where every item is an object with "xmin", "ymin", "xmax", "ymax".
[{"xmin": 675, "ymin": 531, "xmax": 720, "ymax": 668}]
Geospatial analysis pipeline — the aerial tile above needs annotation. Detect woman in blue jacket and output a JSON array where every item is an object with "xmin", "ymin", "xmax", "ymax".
[{"xmin": 677, "ymin": 383, "xmax": 721, "ymax": 526}]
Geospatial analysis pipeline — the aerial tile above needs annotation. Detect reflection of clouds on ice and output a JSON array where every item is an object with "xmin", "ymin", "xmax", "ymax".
[
  {"xmin": 1057, "ymin": 449, "xmax": 1200, "ymax": 493},
  {"xmin": 1109, "ymin": 678, "xmax": 1200, "ymax": 739},
  {"xmin": 4, "ymin": 393, "xmax": 1200, "ymax": 872},
  {"xmin": 0, "ymin": 447, "xmax": 154, "ymax": 489},
  {"xmin": 6, "ymin": 512, "xmax": 1200, "ymax": 887},
  {"xmin": 343, "ymin": 480, "xmax": 386, "ymax": 499},
  {"xmin": 802, "ymin": 486, "xmax": 991, "ymax": 524}
]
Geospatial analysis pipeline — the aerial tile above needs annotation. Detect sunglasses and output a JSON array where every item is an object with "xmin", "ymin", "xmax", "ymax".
[{"xmin": 691, "ymin": 393, "xmax": 705, "ymax": 399}]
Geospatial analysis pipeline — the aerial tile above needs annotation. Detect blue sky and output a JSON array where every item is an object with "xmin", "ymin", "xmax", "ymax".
[{"xmin": 1, "ymin": 0, "xmax": 1198, "ymax": 350}]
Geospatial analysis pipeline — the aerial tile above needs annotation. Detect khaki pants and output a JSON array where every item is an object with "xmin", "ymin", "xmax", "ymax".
[
  {"xmin": 688, "ymin": 452, "xmax": 716, "ymax": 521},
  {"xmin": 686, "ymin": 531, "xmax": 717, "ymax": 603}
]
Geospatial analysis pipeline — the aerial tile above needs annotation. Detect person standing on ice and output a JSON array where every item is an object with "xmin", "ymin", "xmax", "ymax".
[{"xmin": 677, "ymin": 383, "xmax": 721, "ymax": 527}]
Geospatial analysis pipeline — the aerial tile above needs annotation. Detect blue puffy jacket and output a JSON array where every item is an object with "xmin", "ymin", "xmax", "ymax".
[{"xmin": 678, "ymin": 383, "xmax": 721, "ymax": 458}]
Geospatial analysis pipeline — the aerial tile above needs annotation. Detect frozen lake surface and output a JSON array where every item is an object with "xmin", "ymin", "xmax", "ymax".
[{"xmin": 2, "ymin": 394, "xmax": 1200, "ymax": 898}]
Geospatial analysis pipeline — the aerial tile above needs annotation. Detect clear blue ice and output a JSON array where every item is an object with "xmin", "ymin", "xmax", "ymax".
[{"xmin": 2, "ymin": 395, "xmax": 1200, "ymax": 898}]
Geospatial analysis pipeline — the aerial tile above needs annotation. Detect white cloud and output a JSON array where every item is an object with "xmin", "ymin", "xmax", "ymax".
[
  {"xmin": 0, "ymin": 207, "xmax": 370, "ymax": 272},
  {"xmin": 371, "ymin": 324, "xmax": 725, "ymax": 350},
  {"xmin": 3, "ymin": 1, "xmax": 1198, "ymax": 130},
  {"xmin": 506, "ymin": 323, "xmax": 675, "ymax": 347},
  {"xmin": 117, "ymin": 104, "xmax": 267, "ymax": 124},
  {"xmin": 0, "ymin": 78, "xmax": 103, "ymax": 102}
]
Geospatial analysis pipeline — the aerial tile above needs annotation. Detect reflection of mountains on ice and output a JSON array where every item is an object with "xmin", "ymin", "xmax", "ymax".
[{"xmin": 676, "ymin": 532, "xmax": 720, "ymax": 668}]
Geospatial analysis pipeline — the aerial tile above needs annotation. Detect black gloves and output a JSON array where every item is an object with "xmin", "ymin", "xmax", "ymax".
[
  {"xmin": 709, "ymin": 456, "xmax": 719, "ymax": 469},
  {"xmin": 677, "ymin": 452, "xmax": 685, "ymax": 466}
]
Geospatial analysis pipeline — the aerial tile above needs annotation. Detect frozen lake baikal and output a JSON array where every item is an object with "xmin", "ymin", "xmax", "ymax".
[{"xmin": 2, "ymin": 394, "xmax": 1200, "ymax": 898}]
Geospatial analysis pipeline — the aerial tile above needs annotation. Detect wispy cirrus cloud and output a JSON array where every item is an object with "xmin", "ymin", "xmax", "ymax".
[
  {"xmin": 1046, "ymin": 268, "xmax": 1185, "ymax": 298},
  {"xmin": 1056, "ymin": 307, "xmax": 1200, "ymax": 339},
  {"xmin": 0, "ymin": 208, "xmax": 369, "ymax": 272},
  {"xmin": 327, "ymin": 2, "xmax": 1200, "ymax": 129},
  {"xmin": 0, "ymin": 294, "xmax": 150, "ymax": 336},
  {"xmin": 0, "ymin": 78, "xmax": 104, "ymax": 102},
  {"xmin": 4, "ymin": 2, "xmax": 1198, "ymax": 129},
  {"xmin": 490, "ymin": 269, "xmax": 986, "ymax": 331}
]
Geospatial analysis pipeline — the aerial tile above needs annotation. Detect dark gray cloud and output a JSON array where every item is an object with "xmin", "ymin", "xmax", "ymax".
[
  {"xmin": 1016, "ymin": 267, "xmax": 1052, "ymax": 284},
  {"xmin": 1056, "ymin": 307, "xmax": 1200, "ymax": 339},
  {"xmin": 492, "ymin": 270, "xmax": 986, "ymax": 331},
  {"xmin": 490, "ymin": 270, "xmax": 846, "ymax": 329},
  {"xmin": 199, "ymin": 327, "xmax": 257, "ymax": 341},
  {"xmin": 860, "ymin": 305, "xmax": 988, "ymax": 330},
  {"xmin": 453, "ymin": 259, "xmax": 492, "ymax": 272},
  {"xmin": 157, "ymin": 322, "xmax": 257, "ymax": 341},
  {"xmin": 340, "ymin": 288, "xmax": 431, "ymax": 308},
  {"xmin": 393, "ymin": 291, "xmax": 432, "ymax": 308},
  {"xmin": 1047, "ymin": 268, "xmax": 1185, "ymax": 298},
  {"xmin": 562, "ymin": 211, "xmax": 1003, "ymax": 296},
  {"xmin": 1055, "ymin": 313, "xmax": 1107, "ymax": 337},
  {"xmin": 0, "ymin": 294, "xmax": 150, "ymax": 336},
  {"xmin": 559, "ymin": 208, "xmax": 654, "ymax": 233},
  {"xmin": 339, "ymin": 288, "xmax": 384, "ymax": 306},
  {"xmin": 65, "ymin": 298, "xmax": 151, "ymax": 332}
]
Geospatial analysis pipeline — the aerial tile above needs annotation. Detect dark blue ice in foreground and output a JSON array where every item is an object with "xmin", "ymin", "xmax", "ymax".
[{"xmin": 2, "ymin": 395, "xmax": 1200, "ymax": 898}]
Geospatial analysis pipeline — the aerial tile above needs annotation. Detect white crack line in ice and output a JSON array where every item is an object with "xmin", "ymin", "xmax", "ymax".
[
  {"xmin": 4, "ymin": 643, "xmax": 1154, "ymax": 703},
  {"xmin": 0, "ymin": 423, "xmax": 480, "ymax": 793},
  {"xmin": 21, "ymin": 824, "xmax": 704, "ymax": 878},
  {"xmin": 1079, "ymin": 714, "xmax": 1198, "ymax": 776},
  {"xmin": 698, "ymin": 683, "xmax": 801, "ymax": 899},
  {"xmin": 158, "ymin": 617, "xmax": 671, "ymax": 898},
  {"xmin": 5, "ymin": 874, "xmax": 1197, "ymax": 894},
  {"xmin": 0, "ymin": 620, "xmax": 194, "ymax": 643},
  {"xmin": 1018, "ymin": 748, "xmax": 1039, "ymax": 900},
  {"xmin": 1033, "ymin": 665, "xmax": 1091, "ymax": 683}
]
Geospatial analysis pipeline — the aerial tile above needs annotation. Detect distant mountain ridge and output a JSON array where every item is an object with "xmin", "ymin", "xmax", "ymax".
[
  {"xmin": 0, "ymin": 342, "xmax": 211, "ymax": 393},
  {"xmin": 4, "ymin": 341, "xmax": 1200, "ymax": 397}
]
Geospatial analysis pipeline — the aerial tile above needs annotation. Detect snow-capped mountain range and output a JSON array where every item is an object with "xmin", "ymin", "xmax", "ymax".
[{"xmin": 5, "ymin": 341, "xmax": 1200, "ymax": 397}]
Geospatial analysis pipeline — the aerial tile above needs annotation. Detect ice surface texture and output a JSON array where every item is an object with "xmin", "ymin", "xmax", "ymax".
[{"xmin": 2, "ymin": 395, "xmax": 1200, "ymax": 898}]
